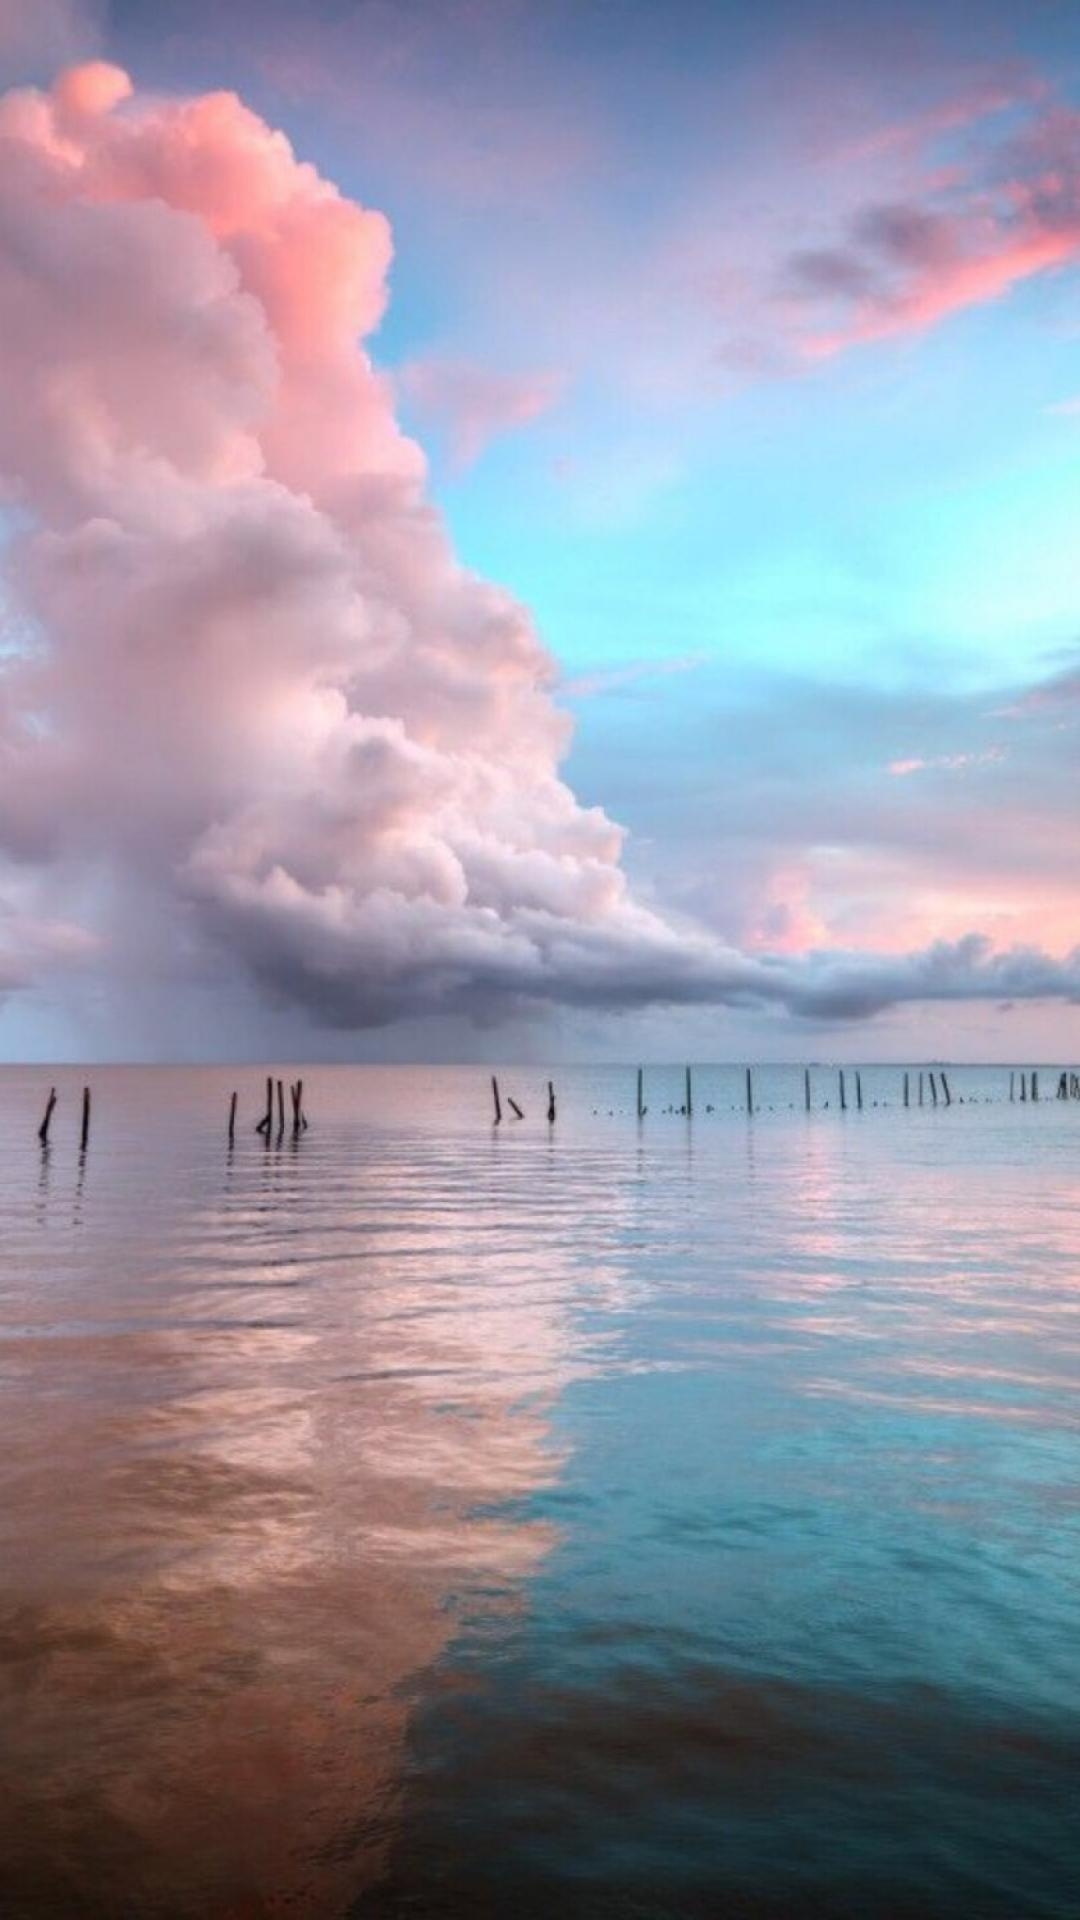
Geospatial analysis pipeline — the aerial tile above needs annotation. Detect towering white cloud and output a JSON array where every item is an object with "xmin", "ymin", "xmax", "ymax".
[{"xmin": 0, "ymin": 65, "xmax": 1077, "ymax": 1035}]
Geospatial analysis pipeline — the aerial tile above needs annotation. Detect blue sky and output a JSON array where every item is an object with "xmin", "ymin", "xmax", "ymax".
[{"xmin": 1, "ymin": 0, "xmax": 1080, "ymax": 1058}]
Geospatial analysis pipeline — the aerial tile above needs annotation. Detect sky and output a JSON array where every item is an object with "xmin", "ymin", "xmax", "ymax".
[{"xmin": 1, "ymin": 0, "xmax": 1080, "ymax": 1062}]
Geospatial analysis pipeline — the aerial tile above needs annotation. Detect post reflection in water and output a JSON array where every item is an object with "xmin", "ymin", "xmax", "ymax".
[{"xmin": 1, "ymin": 1064, "xmax": 1079, "ymax": 1919}]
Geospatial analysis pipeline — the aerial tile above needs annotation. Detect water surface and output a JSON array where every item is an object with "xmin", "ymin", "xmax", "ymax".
[{"xmin": 1, "ymin": 1064, "xmax": 1078, "ymax": 1917}]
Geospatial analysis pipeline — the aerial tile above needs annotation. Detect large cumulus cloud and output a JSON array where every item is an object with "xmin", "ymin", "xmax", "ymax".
[{"xmin": 0, "ymin": 64, "xmax": 1078, "ymax": 1034}]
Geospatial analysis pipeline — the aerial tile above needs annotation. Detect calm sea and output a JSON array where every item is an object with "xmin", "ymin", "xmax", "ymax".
[{"xmin": 1, "ymin": 1063, "xmax": 1078, "ymax": 1918}]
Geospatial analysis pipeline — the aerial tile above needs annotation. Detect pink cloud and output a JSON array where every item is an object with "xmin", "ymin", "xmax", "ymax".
[
  {"xmin": 399, "ymin": 358, "xmax": 564, "ymax": 470},
  {"xmin": 785, "ymin": 104, "xmax": 1080, "ymax": 359},
  {"xmin": 804, "ymin": 224, "xmax": 1079, "ymax": 359}
]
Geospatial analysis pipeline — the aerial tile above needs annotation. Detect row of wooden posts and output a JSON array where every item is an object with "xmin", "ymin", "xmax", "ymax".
[
  {"xmin": 32, "ymin": 1064, "xmax": 1080, "ymax": 1147},
  {"xmin": 490, "ymin": 1065, "xmax": 1080, "ymax": 1123}
]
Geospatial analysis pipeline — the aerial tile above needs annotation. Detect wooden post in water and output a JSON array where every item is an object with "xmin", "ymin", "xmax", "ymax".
[
  {"xmin": 1020, "ymin": 1073, "xmax": 1027, "ymax": 1102},
  {"xmin": 79, "ymin": 1087, "xmax": 91, "ymax": 1153},
  {"xmin": 941, "ymin": 1071, "xmax": 952, "ymax": 1107},
  {"xmin": 685, "ymin": 1066, "xmax": 693, "ymax": 1116},
  {"xmin": 228, "ymin": 1091, "xmax": 237, "ymax": 1143},
  {"xmin": 903, "ymin": 1071, "xmax": 910, "ymax": 1109},
  {"xmin": 918, "ymin": 1072, "xmax": 924, "ymax": 1107},
  {"xmin": 636, "ymin": 1067, "xmax": 645, "ymax": 1120},
  {"xmin": 256, "ymin": 1076, "xmax": 273, "ymax": 1135},
  {"xmin": 547, "ymin": 1081, "xmax": 556, "ymax": 1124},
  {"xmin": 276, "ymin": 1079, "xmax": 285, "ymax": 1135},
  {"xmin": 508, "ymin": 1096, "xmax": 524, "ymax": 1120},
  {"xmin": 855, "ymin": 1071, "xmax": 863, "ymax": 1111},
  {"xmin": 1032, "ymin": 1071, "xmax": 1039, "ymax": 1102},
  {"xmin": 839, "ymin": 1069, "xmax": 846, "ymax": 1113},
  {"xmin": 492, "ymin": 1076, "xmax": 502, "ymax": 1125},
  {"xmin": 745, "ymin": 1067, "xmax": 753, "ymax": 1116},
  {"xmin": 929, "ymin": 1072, "xmax": 938, "ymax": 1106},
  {"xmin": 804, "ymin": 1067, "xmax": 811, "ymax": 1112},
  {"xmin": 37, "ymin": 1087, "xmax": 57, "ymax": 1145},
  {"xmin": 1009, "ymin": 1071, "xmax": 1015, "ymax": 1102}
]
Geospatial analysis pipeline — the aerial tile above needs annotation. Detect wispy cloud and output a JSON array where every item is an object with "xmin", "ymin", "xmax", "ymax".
[
  {"xmin": 561, "ymin": 654, "xmax": 707, "ymax": 701},
  {"xmin": 398, "ymin": 358, "xmax": 564, "ymax": 469},
  {"xmin": 888, "ymin": 748, "xmax": 1005, "ymax": 776}
]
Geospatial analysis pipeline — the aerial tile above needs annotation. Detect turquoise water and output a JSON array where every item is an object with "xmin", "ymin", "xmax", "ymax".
[{"xmin": 1, "ymin": 1064, "xmax": 1078, "ymax": 1916}]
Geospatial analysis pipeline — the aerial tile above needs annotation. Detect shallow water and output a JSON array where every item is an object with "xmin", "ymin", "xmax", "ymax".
[{"xmin": 1, "ymin": 1063, "xmax": 1078, "ymax": 1918}]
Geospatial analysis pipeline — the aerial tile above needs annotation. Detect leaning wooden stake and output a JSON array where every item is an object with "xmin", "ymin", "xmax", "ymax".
[
  {"xmin": 745, "ymin": 1067, "xmax": 753, "ymax": 1116},
  {"xmin": 492, "ymin": 1076, "xmax": 502, "ymax": 1125},
  {"xmin": 929, "ymin": 1072, "xmax": 938, "ymax": 1106},
  {"xmin": 80, "ymin": 1086, "xmax": 91, "ymax": 1153},
  {"xmin": 508, "ymin": 1096, "xmax": 524, "ymax": 1120},
  {"xmin": 941, "ymin": 1071, "xmax": 951, "ymax": 1107},
  {"xmin": 38, "ymin": 1087, "xmax": 57, "ymax": 1144},
  {"xmin": 547, "ymin": 1081, "xmax": 556, "ymax": 1124},
  {"xmin": 228, "ymin": 1091, "xmax": 237, "ymax": 1143}
]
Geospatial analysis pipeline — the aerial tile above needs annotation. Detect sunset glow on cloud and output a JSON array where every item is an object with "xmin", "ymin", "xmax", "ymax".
[{"xmin": 1, "ymin": 0, "xmax": 1079, "ymax": 1060}]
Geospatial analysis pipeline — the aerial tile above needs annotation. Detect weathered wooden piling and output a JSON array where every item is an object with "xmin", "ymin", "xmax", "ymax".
[
  {"xmin": 855, "ymin": 1071, "xmax": 863, "ymax": 1111},
  {"xmin": 547, "ymin": 1081, "xmax": 556, "ymax": 1124},
  {"xmin": 228, "ymin": 1091, "xmax": 237, "ymax": 1143},
  {"xmin": 636, "ymin": 1067, "xmax": 645, "ymax": 1120},
  {"xmin": 1009, "ymin": 1071, "xmax": 1015, "ymax": 1102},
  {"xmin": 918, "ymin": 1071, "xmax": 924, "ymax": 1106},
  {"xmin": 941, "ymin": 1071, "xmax": 951, "ymax": 1107},
  {"xmin": 804, "ymin": 1067, "xmax": 811, "ymax": 1112},
  {"xmin": 903, "ymin": 1071, "xmax": 910, "ymax": 1108},
  {"xmin": 839, "ymin": 1069, "xmax": 847, "ymax": 1112},
  {"xmin": 1032, "ymin": 1071, "xmax": 1039, "ymax": 1102},
  {"xmin": 685, "ymin": 1066, "xmax": 693, "ymax": 1116},
  {"xmin": 38, "ymin": 1087, "xmax": 57, "ymax": 1145},
  {"xmin": 745, "ymin": 1067, "xmax": 753, "ymax": 1116},
  {"xmin": 256, "ymin": 1075, "xmax": 273, "ymax": 1135},
  {"xmin": 274, "ymin": 1079, "xmax": 285, "ymax": 1135},
  {"xmin": 79, "ymin": 1087, "xmax": 91, "ymax": 1153},
  {"xmin": 929, "ymin": 1072, "xmax": 938, "ymax": 1105},
  {"xmin": 1020, "ymin": 1072, "xmax": 1027, "ymax": 1102},
  {"xmin": 492, "ymin": 1076, "xmax": 502, "ymax": 1125},
  {"xmin": 508, "ymin": 1096, "xmax": 524, "ymax": 1120}
]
